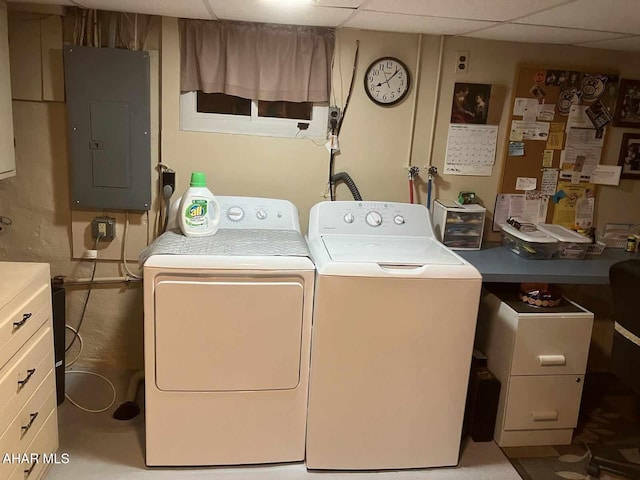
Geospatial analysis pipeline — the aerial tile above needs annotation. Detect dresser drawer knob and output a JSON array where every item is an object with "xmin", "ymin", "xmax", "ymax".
[
  {"xmin": 23, "ymin": 461, "xmax": 37, "ymax": 478},
  {"xmin": 17, "ymin": 369, "xmax": 36, "ymax": 389},
  {"xmin": 13, "ymin": 313, "xmax": 32, "ymax": 330},
  {"xmin": 531, "ymin": 410, "xmax": 558, "ymax": 422},
  {"xmin": 538, "ymin": 354, "xmax": 566, "ymax": 366},
  {"xmin": 21, "ymin": 412, "xmax": 39, "ymax": 436}
]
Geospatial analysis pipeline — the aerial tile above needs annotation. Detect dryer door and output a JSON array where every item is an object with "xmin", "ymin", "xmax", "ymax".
[{"xmin": 154, "ymin": 275, "xmax": 305, "ymax": 392}]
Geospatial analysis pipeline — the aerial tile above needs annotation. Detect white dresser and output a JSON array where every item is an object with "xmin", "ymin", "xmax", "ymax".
[
  {"xmin": 0, "ymin": 262, "xmax": 58, "ymax": 480},
  {"xmin": 476, "ymin": 289, "xmax": 593, "ymax": 447}
]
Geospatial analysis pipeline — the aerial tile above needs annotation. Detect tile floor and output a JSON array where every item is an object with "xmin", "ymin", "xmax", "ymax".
[{"xmin": 44, "ymin": 368, "xmax": 522, "ymax": 480}]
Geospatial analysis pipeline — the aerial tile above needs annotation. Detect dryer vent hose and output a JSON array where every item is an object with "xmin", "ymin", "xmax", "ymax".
[{"xmin": 331, "ymin": 172, "xmax": 362, "ymax": 201}]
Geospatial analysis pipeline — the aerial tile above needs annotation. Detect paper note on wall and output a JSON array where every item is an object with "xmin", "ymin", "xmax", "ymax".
[
  {"xmin": 542, "ymin": 150, "xmax": 554, "ymax": 167},
  {"xmin": 551, "ymin": 181, "xmax": 595, "ymax": 229},
  {"xmin": 511, "ymin": 120, "xmax": 550, "ymax": 141},
  {"xmin": 546, "ymin": 132, "xmax": 564, "ymax": 150},
  {"xmin": 591, "ymin": 165, "xmax": 622, "ymax": 185},
  {"xmin": 493, "ymin": 193, "xmax": 547, "ymax": 231},
  {"xmin": 515, "ymin": 177, "xmax": 537, "ymax": 191},
  {"xmin": 513, "ymin": 98, "xmax": 539, "ymax": 117},
  {"xmin": 567, "ymin": 105, "xmax": 593, "ymax": 129},
  {"xmin": 541, "ymin": 168, "xmax": 559, "ymax": 196},
  {"xmin": 559, "ymin": 145, "xmax": 602, "ymax": 181},
  {"xmin": 537, "ymin": 104, "xmax": 556, "ymax": 121}
]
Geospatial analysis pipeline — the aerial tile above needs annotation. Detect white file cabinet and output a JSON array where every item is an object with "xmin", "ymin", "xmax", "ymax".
[
  {"xmin": 476, "ymin": 289, "xmax": 593, "ymax": 447},
  {"xmin": 0, "ymin": 262, "xmax": 58, "ymax": 480}
]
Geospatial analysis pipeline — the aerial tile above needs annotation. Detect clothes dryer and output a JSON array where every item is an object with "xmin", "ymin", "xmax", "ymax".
[{"xmin": 142, "ymin": 197, "xmax": 314, "ymax": 466}]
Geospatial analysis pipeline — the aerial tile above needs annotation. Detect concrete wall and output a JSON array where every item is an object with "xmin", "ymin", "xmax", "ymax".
[{"xmin": 1, "ymin": 13, "xmax": 639, "ymax": 373}]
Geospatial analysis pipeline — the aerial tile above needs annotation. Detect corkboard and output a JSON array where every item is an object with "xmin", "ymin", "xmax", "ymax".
[{"xmin": 499, "ymin": 65, "xmax": 619, "ymax": 222}]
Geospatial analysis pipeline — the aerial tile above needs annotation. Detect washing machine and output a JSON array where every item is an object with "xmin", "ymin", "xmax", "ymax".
[
  {"xmin": 142, "ymin": 196, "xmax": 314, "ymax": 466},
  {"xmin": 305, "ymin": 200, "xmax": 482, "ymax": 470}
]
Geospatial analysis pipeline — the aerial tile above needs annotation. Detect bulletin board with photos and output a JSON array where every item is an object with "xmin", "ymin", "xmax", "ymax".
[{"xmin": 495, "ymin": 65, "xmax": 619, "ymax": 232}]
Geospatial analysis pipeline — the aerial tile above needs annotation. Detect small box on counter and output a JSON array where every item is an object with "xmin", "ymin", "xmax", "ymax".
[
  {"xmin": 500, "ymin": 223, "xmax": 559, "ymax": 259},
  {"xmin": 536, "ymin": 224, "xmax": 592, "ymax": 259}
]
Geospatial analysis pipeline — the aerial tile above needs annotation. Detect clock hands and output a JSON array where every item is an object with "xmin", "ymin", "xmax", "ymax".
[{"xmin": 375, "ymin": 67, "xmax": 400, "ymax": 88}]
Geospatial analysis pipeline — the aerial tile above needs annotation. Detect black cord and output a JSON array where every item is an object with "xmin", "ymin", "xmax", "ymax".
[
  {"xmin": 65, "ymin": 234, "xmax": 101, "ymax": 354},
  {"xmin": 337, "ymin": 40, "xmax": 359, "ymax": 137},
  {"xmin": 329, "ymin": 40, "xmax": 359, "ymax": 201}
]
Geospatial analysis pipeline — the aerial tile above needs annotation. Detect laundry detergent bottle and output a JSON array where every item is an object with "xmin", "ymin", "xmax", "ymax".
[{"xmin": 178, "ymin": 172, "xmax": 221, "ymax": 237}]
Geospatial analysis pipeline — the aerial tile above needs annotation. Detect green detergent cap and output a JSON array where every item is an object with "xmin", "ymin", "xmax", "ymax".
[{"xmin": 190, "ymin": 172, "xmax": 207, "ymax": 187}]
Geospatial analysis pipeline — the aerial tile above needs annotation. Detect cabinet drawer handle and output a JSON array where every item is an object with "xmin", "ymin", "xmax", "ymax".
[
  {"xmin": 538, "ymin": 355, "xmax": 566, "ymax": 366},
  {"xmin": 23, "ymin": 461, "xmax": 36, "ymax": 478},
  {"xmin": 531, "ymin": 410, "xmax": 558, "ymax": 422},
  {"xmin": 13, "ymin": 313, "xmax": 32, "ymax": 330},
  {"xmin": 17, "ymin": 369, "xmax": 36, "ymax": 389},
  {"xmin": 21, "ymin": 412, "xmax": 39, "ymax": 436}
]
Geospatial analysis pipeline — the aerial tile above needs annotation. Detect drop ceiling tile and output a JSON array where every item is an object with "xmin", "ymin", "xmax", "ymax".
[
  {"xmin": 576, "ymin": 36, "xmax": 640, "ymax": 52},
  {"xmin": 465, "ymin": 23, "xmax": 625, "ymax": 44},
  {"xmin": 7, "ymin": 0, "xmax": 76, "ymax": 4},
  {"xmin": 364, "ymin": 0, "xmax": 573, "ymax": 22},
  {"xmin": 344, "ymin": 10, "xmax": 496, "ymax": 35},
  {"xmin": 77, "ymin": 0, "xmax": 215, "ymax": 19},
  {"xmin": 315, "ymin": 0, "xmax": 364, "ymax": 6},
  {"xmin": 208, "ymin": 0, "xmax": 353, "ymax": 26},
  {"xmin": 514, "ymin": 0, "xmax": 640, "ymax": 35}
]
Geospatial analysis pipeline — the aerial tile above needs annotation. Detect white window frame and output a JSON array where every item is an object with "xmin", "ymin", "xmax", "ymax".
[{"xmin": 180, "ymin": 92, "xmax": 329, "ymax": 139}]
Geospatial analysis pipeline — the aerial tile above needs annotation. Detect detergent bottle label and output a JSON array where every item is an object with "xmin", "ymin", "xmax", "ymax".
[{"xmin": 185, "ymin": 200, "xmax": 208, "ymax": 227}]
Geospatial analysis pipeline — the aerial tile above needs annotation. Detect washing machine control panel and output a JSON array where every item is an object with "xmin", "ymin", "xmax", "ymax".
[
  {"xmin": 216, "ymin": 197, "xmax": 302, "ymax": 231},
  {"xmin": 310, "ymin": 201, "xmax": 435, "ymax": 238}
]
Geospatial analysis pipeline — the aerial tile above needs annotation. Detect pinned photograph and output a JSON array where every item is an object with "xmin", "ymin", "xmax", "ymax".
[
  {"xmin": 618, "ymin": 133, "xmax": 640, "ymax": 179},
  {"xmin": 586, "ymin": 100, "xmax": 613, "ymax": 129},
  {"xmin": 451, "ymin": 83, "xmax": 492, "ymax": 124},
  {"xmin": 565, "ymin": 71, "xmax": 582, "ymax": 89},
  {"xmin": 545, "ymin": 70, "xmax": 565, "ymax": 86},
  {"xmin": 614, "ymin": 78, "xmax": 640, "ymax": 128},
  {"xmin": 529, "ymin": 84, "xmax": 546, "ymax": 102}
]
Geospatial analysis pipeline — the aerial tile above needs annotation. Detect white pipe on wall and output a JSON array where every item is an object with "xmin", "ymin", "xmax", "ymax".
[
  {"xmin": 406, "ymin": 34, "xmax": 423, "ymax": 168},
  {"xmin": 427, "ymin": 35, "xmax": 446, "ymax": 168}
]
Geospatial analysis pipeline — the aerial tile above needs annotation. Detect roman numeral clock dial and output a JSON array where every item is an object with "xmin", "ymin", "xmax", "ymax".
[{"xmin": 364, "ymin": 57, "xmax": 411, "ymax": 106}]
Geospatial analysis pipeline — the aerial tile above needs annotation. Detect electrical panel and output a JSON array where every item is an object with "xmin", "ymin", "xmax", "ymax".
[{"xmin": 64, "ymin": 46, "xmax": 151, "ymax": 211}]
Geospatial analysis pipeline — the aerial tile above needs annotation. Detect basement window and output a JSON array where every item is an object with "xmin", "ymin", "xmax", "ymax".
[{"xmin": 180, "ymin": 91, "xmax": 328, "ymax": 139}]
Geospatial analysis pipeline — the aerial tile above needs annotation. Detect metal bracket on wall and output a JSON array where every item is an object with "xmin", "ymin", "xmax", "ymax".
[{"xmin": 0, "ymin": 216, "xmax": 12, "ymax": 232}]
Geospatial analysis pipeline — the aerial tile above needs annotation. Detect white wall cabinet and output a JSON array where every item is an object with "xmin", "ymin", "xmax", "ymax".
[
  {"xmin": 0, "ymin": 1, "xmax": 16, "ymax": 180},
  {"xmin": 0, "ymin": 262, "xmax": 59, "ymax": 480},
  {"xmin": 476, "ymin": 289, "xmax": 594, "ymax": 447}
]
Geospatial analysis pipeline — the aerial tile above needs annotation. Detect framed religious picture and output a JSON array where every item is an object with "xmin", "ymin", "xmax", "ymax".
[
  {"xmin": 618, "ymin": 133, "xmax": 640, "ymax": 179},
  {"xmin": 613, "ymin": 78, "xmax": 640, "ymax": 128}
]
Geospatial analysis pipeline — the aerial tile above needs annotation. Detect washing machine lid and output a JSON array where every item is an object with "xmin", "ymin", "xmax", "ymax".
[{"xmin": 321, "ymin": 235, "xmax": 464, "ymax": 265}]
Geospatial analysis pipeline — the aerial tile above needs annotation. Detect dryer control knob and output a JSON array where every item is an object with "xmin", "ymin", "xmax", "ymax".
[
  {"xmin": 365, "ymin": 211, "xmax": 383, "ymax": 227},
  {"xmin": 393, "ymin": 215, "xmax": 405, "ymax": 225},
  {"xmin": 227, "ymin": 206, "xmax": 245, "ymax": 222},
  {"xmin": 256, "ymin": 209, "xmax": 268, "ymax": 220},
  {"xmin": 344, "ymin": 213, "xmax": 355, "ymax": 224}
]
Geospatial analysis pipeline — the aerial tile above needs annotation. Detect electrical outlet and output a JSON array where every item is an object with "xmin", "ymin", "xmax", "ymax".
[
  {"xmin": 455, "ymin": 51, "xmax": 469, "ymax": 74},
  {"xmin": 91, "ymin": 216, "xmax": 116, "ymax": 241},
  {"xmin": 328, "ymin": 107, "xmax": 341, "ymax": 132}
]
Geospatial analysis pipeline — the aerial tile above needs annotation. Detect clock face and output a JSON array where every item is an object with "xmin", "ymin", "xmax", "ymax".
[{"xmin": 364, "ymin": 57, "xmax": 411, "ymax": 106}]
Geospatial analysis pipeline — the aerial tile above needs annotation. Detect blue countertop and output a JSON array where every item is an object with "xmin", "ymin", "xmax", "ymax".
[{"xmin": 457, "ymin": 244, "xmax": 638, "ymax": 284}]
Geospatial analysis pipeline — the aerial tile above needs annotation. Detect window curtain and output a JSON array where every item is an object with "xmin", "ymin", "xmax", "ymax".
[{"xmin": 180, "ymin": 19, "xmax": 334, "ymax": 103}]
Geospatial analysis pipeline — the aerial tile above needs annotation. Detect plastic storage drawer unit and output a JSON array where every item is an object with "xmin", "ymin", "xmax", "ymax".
[
  {"xmin": 432, "ymin": 200, "xmax": 486, "ymax": 250},
  {"xmin": 501, "ymin": 223, "xmax": 559, "ymax": 259}
]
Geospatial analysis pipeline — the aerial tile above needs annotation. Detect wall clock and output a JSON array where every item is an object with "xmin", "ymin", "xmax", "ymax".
[{"xmin": 364, "ymin": 57, "xmax": 411, "ymax": 106}]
